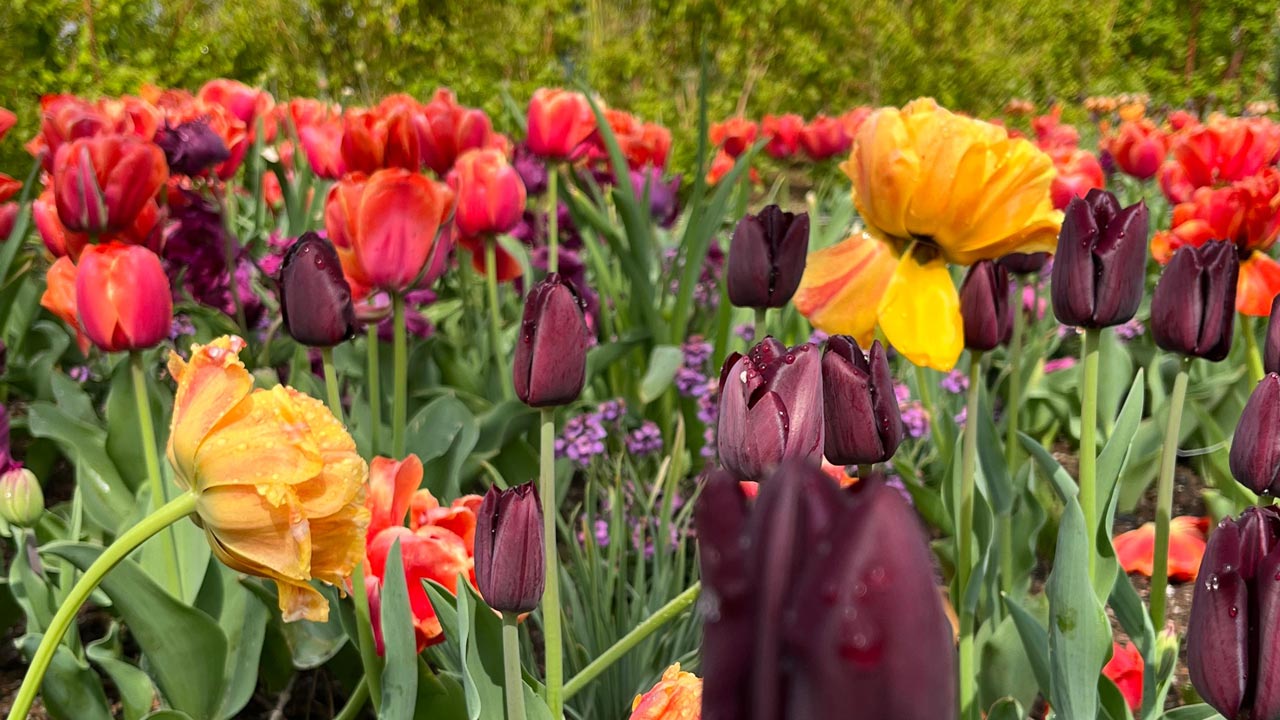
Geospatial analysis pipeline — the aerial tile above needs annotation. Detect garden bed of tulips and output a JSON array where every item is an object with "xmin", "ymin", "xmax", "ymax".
[{"xmin": 0, "ymin": 78, "xmax": 1278, "ymax": 720}]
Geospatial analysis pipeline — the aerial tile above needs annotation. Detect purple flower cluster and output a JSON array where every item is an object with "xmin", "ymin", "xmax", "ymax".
[
  {"xmin": 664, "ymin": 242, "xmax": 725, "ymax": 310},
  {"xmin": 1114, "ymin": 318, "xmax": 1145, "ymax": 341},
  {"xmin": 676, "ymin": 336, "xmax": 714, "ymax": 398},
  {"xmin": 895, "ymin": 382, "xmax": 930, "ymax": 439},
  {"xmin": 1044, "ymin": 357, "xmax": 1078, "ymax": 373},
  {"xmin": 162, "ymin": 191, "xmax": 265, "ymax": 327},
  {"xmin": 626, "ymin": 421, "xmax": 664, "ymax": 456},
  {"xmin": 940, "ymin": 370, "xmax": 969, "ymax": 394},
  {"xmin": 733, "ymin": 323, "xmax": 755, "ymax": 343},
  {"xmin": 555, "ymin": 412, "xmax": 609, "ymax": 467},
  {"xmin": 373, "ymin": 289, "xmax": 436, "ymax": 342},
  {"xmin": 577, "ymin": 480, "xmax": 687, "ymax": 559}
]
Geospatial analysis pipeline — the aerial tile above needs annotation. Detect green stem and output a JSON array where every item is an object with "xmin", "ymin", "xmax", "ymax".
[
  {"xmin": 1244, "ymin": 313, "xmax": 1265, "ymax": 385},
  {"xmin": 1151, "ymin": 359, "xmax": 1191, "ymax": 629},
  {"xmin": 914, "ymin": 363, "xmax": 949, "ymax": 462},
  {"xmin": 957, "ymin": 352, "xmax": 983, "ymax": 720},
  {"xmin": 333, "ymin": 677, "xmax": 369, "ymax": 720},
  {"xmin": 7, "ymin": 493, "xmax": 198, "ymax": 720},
  {"xmin": 562, "ymin": 581, "xmax": 701, "ymax": 701},
  {"xmin": 540, "ymin": 408, "xmax": 563, "ymax": 717},
  {"xmin": 217, "ymin": 188, "xmax": 248, "ymax": 334},
  {"xmin": 131, "ymin": 351, "xmax": 182, "ymax": 600},
  {"xmin": 857, "ymin": 464, "xmax": 874, "ymax": 480},
  {"xmin": 547, "ymin": 169, "xmax": 559, "ymax": 274},
  {"xmin": 1080, "ymin": 328, "xmax": 1101, "ymax": 583},
  {"xmin": 1000, "ymin": 279, "xmax": 1026, "ymax": 596},
  {"xmin": 321, "ymin": 347, "xmax": 343, "ymax": 421},
  {"xmin": 754, "ymin": 307, "xmax": 768, "ymax": 341},
  {"xmin": 350, "ymin": 561, "xmax": 383, "ymax": 713},
  {"xmin": 502, "ymin": 614, "xmax": 528, "ymax": 720},
  {"xmin": 485, "ymin": 239, "xmax": 513, "ymax": 399},
  {"xmin": 367, "ymin": 326, "xmax": 381, "ymax": 456},
  {"xmin": 392, "ymin": 293, "xmax": 407, "ymax": 458}
]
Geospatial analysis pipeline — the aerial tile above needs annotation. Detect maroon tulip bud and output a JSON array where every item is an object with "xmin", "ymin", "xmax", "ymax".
[
  {"xmin": 821, "ymin": 338, "xmax": 902, "ymax": 465},
  {"xmin": 1187, "ymin": 506, "xmax": 1280, "ymax": 720},
  {"xmin": 514, "ymin": 274, "xmax": 591, "ymax": 407},
  {"xmin": 998, "ymin": 252, "xmax": 1050, "ymax": 275},
  {"xmin": 960, "ymin": 260, "xmax": 1014, "ymax": 351},
  {"xmin": 156, "ymin": 120, "xmax": 231, "ymax": 176},
  {"xmin": 474, "ymin": 483, "xmax": 545, "ymax": 614},
  {"xmin": 1051, "ymin": 189, "xmax": 1149, "ymax": 329},
  {"xmin": 279, "ymin": 233, "xmax": 358, "ymax": 347},
  {"xmin": 1151, "ymin": 241, "xmax": 1237, "ymax": 361},
  {"xmin": 1265, "ymin": 295, "xmax": 1280, "ymax": 375},
  {"xmin": 727, "ymin": 205, "xmax": 810, "ymax": 309},
  {"xmin": 1229, "ymin": 374, "xmax": 1280, "ymax": 496},
  {"xmin": 716, "ymin": 338, "xmax": 823, "ymax": 482}
]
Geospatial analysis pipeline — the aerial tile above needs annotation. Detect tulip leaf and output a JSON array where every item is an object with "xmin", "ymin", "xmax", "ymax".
[
  {"xmin": 216, "ymin": 570, "xmax": 270, "ymax": 720},
  {"xmin": 978, "ymin": 615, "xmax": 1041, "ymax": 713},
  {"xmin": 1098, "ymin": 674, "xmax": 1136, "ymax": 720},
  {"xmin": 16, "ymin": 634, "xmax": 113, "ymax": 720},
  {"xmin": 380, "ymin": 540, "xmax": 419, "ymax": 720},
  {"xmin": 1003, "ymin": 596, "xmax": 1051, "ymax": 697},
  {"xmin": 142, "ymin": 712, "xmax": 195, "ymax": 720},
  {"xmin": 85, "ymin": 623, "xmax": 157, "ymax": 720},
  {"xmin": 1162, "ymin": 705, "xmax": 1225, "ymax": 720},
  {"xmin": 27, "ymin": 401, "xmax": 134, "ymax": 531},
  {"xmin": 42, "ymin": 542, "xmax": 229, "ymax": 719},
  {"xmin": 976, "ymin": 386, "xmax": 1013, "ymax": 516},
  {"xmin": 639, "ymin": 345, "xmax": 684, "ymax": 404},
  {"xmin": 1096, "ymin": 370, "xmax": 1145, "ymax": 520},
  {"xmin": 585, "ymin": 335, "xmax": 646, "ymax": 385},
  {"xmin": 414, "ymin": 659, "xmax": 469, "ymax": 720},
  {"xmin": 423, "ymin": 579, "xmax": 464, "ymax": 677},
  {"xmin": 407, "ymin": 395, "xmax": 479, "ymax": 500},
  {"xmin": 985, "ymin": 698, "xmax": 1024, "ymax": 720},
  {"xmin": 452, "ymin": 574, "xmax": 505, "ymax": 720}
]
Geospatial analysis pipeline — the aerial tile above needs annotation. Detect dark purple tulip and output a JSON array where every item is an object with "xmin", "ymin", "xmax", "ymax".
[
  {"xmin": 513, "ymin": 273, "xmax": 590, "ymax": 407},
  {"xmin": 630, "ymin": 167, "xmax": 681, "ymax": 229},
  {"xmin": 0, "ymin": 403, "xmax": 14, "ymax": 475},
  {"xmin": 727, "ymin": 205, "xmax": 810, "ymax": 309},
  {"xmin": 156, "ymin": 120, "xmax": 231, "ymax": 176},
  {"xmin": 1151, "ymin": 241, "xmax": 1237, "ymax": 361},
  {"xmin": 1229, "ymin": 374, "xmax": 1280, "ymax": 496},
  {"xmin": 1051, "ymin": 189, "xmax": 1149, "ymax": 329},
  {"xmin": 279, "ymin": 233, "xmax": 358, "ymax": 347},
  {"xmin": 1187, "ymin": 506, "xmax": 1280, "ymax": 720},
  {"xmin": 512, "ymin": 142, "xmax": 548, "ymax": 196},
  {"xmin": 716, "ymin": 337, "xmax": 823, "ymax": 481},
  {"xmin": 998, "ymin": 252, "xmax": 1050, "ymax": 275},
  {"xmin": 959, "ymin": 260, "xmax": 1014, "ymax": 351},
  {"xmin": 1265, "ymin": 296, "xmax": 1280, "ymax": 375},
  {"xmin": 474, "ymin": 483, "xmax": 544, "ymax": 614},
  {"xmin": 821, "ymin": 338, "xmax": 902, "ymax": 465}
]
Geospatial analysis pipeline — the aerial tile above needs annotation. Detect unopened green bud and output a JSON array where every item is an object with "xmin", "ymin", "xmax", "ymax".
[{"xmin": 0, "ymin": 468, "xmax": 44, "ymax": 527}]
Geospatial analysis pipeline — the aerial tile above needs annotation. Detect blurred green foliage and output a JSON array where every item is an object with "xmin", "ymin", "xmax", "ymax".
[{"xmin": 0, "ymin": 0, "xmax": 1277, "ymax": 170}]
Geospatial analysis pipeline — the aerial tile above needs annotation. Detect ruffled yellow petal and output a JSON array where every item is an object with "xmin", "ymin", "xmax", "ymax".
[
  {"xmin": 793, "ymin": 232, "xmax": 896, "ymax": 345},
  {"xmin": 277, "ymin": 581, "xmax": 329, "ymax": 623},
  {"xmin": 876, "ymin": 250, "xmax": 963, "ymax": 371},
  {"xmin": 192, "ymin": 386, "xmax": 325, "ymax": 493},
  {"xmin": 166, "ymin": 336, "xmax": 253, "ymax": 490},
  {"xmin": 843, "ymin": 107, "xmax": 918, "ymax": 240},
  {"xmin": 308, "ymin": 502, "xmax": 371, "ymax": 588},
  {"xmin": 197, "ymin": 484, "xmax": 311, "ymax": 582}
]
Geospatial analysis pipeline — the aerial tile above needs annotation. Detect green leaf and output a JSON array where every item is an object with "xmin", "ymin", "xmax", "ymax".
[
  {"xmin": 638, "ymin": 345, "xmax": 684, "ymax": 404},
  {"xmin": 85, "ymin": 624, "xmax": 157, "ymax": 720},
  {"xmin": 407, "ymin": 395, "xmax": 480, "ymax": 499},
  {"xmin": 1098, "ymin": 674, "xmax": 1136, "ymax": 720},
  {"xmin": 978, "ymin": 614, "xmax": 1041, "ymax": 713},
  {"xmin": 217, "ymin": 570, "xmax": 269, "ymax": 720},
  {"xmin": 17, "ymin": 635, "xmax": 113, "ymax": 720},
  {"xmin": 413, "ymin": 660, "xmax": 469, "ymax": 720},
  {"xmin": 279, "ymin": 593, "xmax": 347, "ymax": 669},
  {"xmin": 43, "ymin": 542, "xmax": 228, "ymax": 719},
  {"xmin": 1004, "ymin": 596, "xmax": 1051, "ymax": 698},
  {"xmin": 142, "ymin": 712, "xmax": 195, "ymax": 720},
  {"xmin": 985, "ymin": 698, "xmax": 1024, "ymax": 720},
  {"xmin": 1162, "ymin": 705, "xmax": 1224, "ymax": 720},
  {"xmin": 977, "ymin": 386, "xmax": 1013, "ymax": 515},
  {"xmin": 1097, "ymin": 371, "xmax": 1146, "ymax": 521},
  {"xmin": 453, "ymin": 575, "xmax": 504, "ymax": 720},
  {"xmin": 27, "ymin": 402, "xmax": 134, "ymax": 530},
  {"xmin": 380, "ymin": 540, "xmax": 419, "ymax": 720}
]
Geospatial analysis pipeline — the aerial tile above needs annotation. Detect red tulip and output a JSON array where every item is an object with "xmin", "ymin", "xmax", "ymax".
[
  {"xmin": 419, "ymin": 88, "xmax": 497, "ymax": 176},
  {"xmin": 451, "ymin": 148, "xmax": 526, "ymax": 237},
  {"xmin": 197, "ymin": 79, "xmax": 274, "ymax": 138},
  {"xmin": 1106, "ymin": 119, "xmax": 1167, "ymax": 180},
  {"xmin": 799, "ymin": 115, "xmax": 852, "ymax": 161},
  {"xmin": 1032, "ymin": 106, "xmax": 1081, "ymax": 152},
  {"xmin": 1172, "ymin": 117, "xmax": 1279, "ymax": 190},
  {"xmin": 52, "ymin": 135, "xmax": 168, "ymax": 236},
  {"xmin": 32, "ymin": 189, "xmax": 69, "ymax": 257},
  {"xmin": 0, "ymin": 107, "xmax": 15, "ymax": 142},
  {"xmin": 383, "ymin": 103, "xmax": 424, "ymax": 172},
  {"xmin": 526, "ymin": 88, "xmax": 595, "ymax": 160},
  {"xmin": 762, "ymin": 114, "xmax": 804, "ymax": 159},
  {"xmin": 711, "ymin": 117, "xmax": 759, "ymax": 158},
  {"xmin": 1049, "ymin": 148, "xmax": 1105, "ymax": 210},
  {"xmin": 75, "ymin": 242, "xmax": 172, "ymax": 352},
  {"xmin": 40, "ymin": 257, "xmax": 90, "ymax": 353},
  {"xmin": 1103, "ymin": 642, "xmax": 1144, "ymax": 712},
  {"xmin": 340, "ymin": 109, "xmax": 386, "ymax": 175},
  {"xmin": 26, "ymin": 95, "xmax": 109, "ymax": 169},
  {"xmin": 1113, "ymin": 515, "xmax": 1208, "ymax": 581},
  {"xmin": 299, "ymin": 119, "xmax": 346, "ymax": 179}
]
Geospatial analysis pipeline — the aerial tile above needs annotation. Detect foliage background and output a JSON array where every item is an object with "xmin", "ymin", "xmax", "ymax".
[{"xmin": 0, "ymin": 0, "xmax": 1278, "ymax": 169}]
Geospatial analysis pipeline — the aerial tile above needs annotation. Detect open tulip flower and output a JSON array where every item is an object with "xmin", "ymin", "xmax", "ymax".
[
  {"xmin": 629, "ymin": 664, "xmax": 703, "ymax": 720},
  {"xmin": 795, "ymin": 98, "xmax": 1061, "ymax": 371},
  {"xmin": 52, "ymin": 134, "xmax": 168, "ymax": 235},
  {"xmin": 1113, "ymin": 516, "xmax": 1209, "ymax": 581}
]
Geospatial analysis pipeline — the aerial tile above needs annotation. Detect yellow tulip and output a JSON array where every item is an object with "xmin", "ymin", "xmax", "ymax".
[
  {"xmin": 629, "ymin": 663, "xmax": 702, "ymax": 720},
  {"xmin": 166, "ymin": 335, "xmax": 369, "ymax": 622}
]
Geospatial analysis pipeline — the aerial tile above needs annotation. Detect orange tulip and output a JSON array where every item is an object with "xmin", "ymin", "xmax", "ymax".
[
  {"xmin": 75, "ymin": 242, "xmax": 172, "ymax": 352},
  {"xmin": 762, "ymin": 114, "xmax": 804, "ymax": 159},
  {"xmin": 407, "ymin": 488, "xmax": 482, "ymax": 548},
  {"xmin": 1170, "ymin": 116, "xmax": 1280, "ymax": 190},
  {"xmin": 40, "ymin": 257, "xmax": 90, "ymax": 353},
  {"xmin": 324, "ymin": 168, "xmax": 454, "ymax": 292},
  {"xmin": 710, "ymin": 116, "xmax": 758, "ymax": 158},
  {"xmin": 52, "ymin": 135, "xmax": 168, "ymax": 235},
  {"xmin": 419, "ymin": 88, "xmax": 497, "ymax": 176},
  {"xmin": 629, "ymin": 664, "xmax": 702, "ymax": 720},
  {"xmin": 167, "ymin": 335, "xmax": 368, "ymax": 622},
  {"xmin": 451, "ymin": 148, "xmax": 526, "ymax": 237},
  {"xmin": 26, "ymin": 95, "xmax": 109, "ymax": 169},
  {"xmin": 1113, "ymin": 515, "xmax": 1209, "ymax": 581},
  {"xmin": 1105, "ymin": 119, "xmax": 1167, "ymax": 180},
  {"xmin": 526, "ymin": 88, "xmax": 596, "ymax": 160},
  {"xmin": 1049, "ymin": 148, "xmax": 1105, "ymax": 210}
]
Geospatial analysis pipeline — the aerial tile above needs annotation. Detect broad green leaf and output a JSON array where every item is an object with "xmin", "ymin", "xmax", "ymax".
[
  {"xmin": 1045, "ymin": 490, "xmax": 1109, "ymax": 719},
  {"xmin": 407, "ymin": 395, "xmax": 480, "ymax": 499},
  {"xmin": 977, "ymin": 386, "xmax": 1013, "ymax": 515},
  {"xmin": 453, "ymin": 575, "xmax": 504, "ymax": 720},
  {"xmin": 985, "ymin": 698, "xmax": 1024, "ymax": 720},
  {"xmin": 86, "ymin": 624, "xmax": 156, "ymax": 720},
  {"xmin": 17, "ymin": 635, "xmax": 112, "ymax": 720},
  {"xmin": 280, "ymin": 588, "xmax": 347, "ymax": 669},
  {"xmin": 1098, "ymin": 674, "xmax": 1136, "ymax": 720},
  {"xmin": 423, "ymin": 579, "xmax": 464, "ymax": 677},
  {"xmin": 1162, "ymin": 705, "xmax": 1224, "ymax": 720},
  {"xmin": 638, "ymin": 345, "xmax": 683, "ymax": 404},
  {"xmin": 380, "ymin": 540, "xmax": 419, "ymax": 719},
  {"xmin": 27, "ymin": 402, "xmax": 134, "ymax": 530},
  {"xmin": 217, "ymin": 570, "xmax": 269, "ymax": 719},
  {"xmin": 1096, "ymin": 370, "xmax": 1146, "ymax": 520},
  {"xmin": 1004, "ymin": 595, "xmax": 1051, "ymax": 697},
  {"xmin": 414, "ymin": 660, "xmax": 469, "ymax": 720},
  {"xmin": 142, "ymin": 712, "xmax": 195, "ymax": 720},
  {"xmin": 978, "ymin": 614, "xmax": 1040, "ymax": 713}
]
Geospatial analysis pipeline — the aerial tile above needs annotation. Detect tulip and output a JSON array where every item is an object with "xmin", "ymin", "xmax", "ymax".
[
  {"xmin": 630, "ymin": 167, "xmax": 681, "ymax": 229},
  {"xmin": 324, "ymin": 168, "xmax": 454, "ymax": 292},
  {"xmin": 383, "ymin": 105, "xmax": 423, "ymax": 172},
  {"xmin": 0, "ymin": 203, "xmax": 17, "ymax": 242},
  {"xmin": 1049, "ymin": 148, "xmax": 1106, "ymax": 210},
  {"xmin": 710, "ymin": 117, "xmax": 758, "ymax": 159},
  {"xmin": 299, "ymin": 120, "xmax": 346, "ymax": 179},
  {"xmin": 0, "ymin": 107, "xmax": 15, "ymax": 141},
  {"xmin": 474, "ymin": 483, "xmax": 544, "ymax": 614},
  {"xmin": 629, "ymin": 664, "xmax": 702, "ymax": 720},
  {"xmin": 155, "ymin": 119, "xmax": 231, "ymax": 176},
  {"xmin": 1103, "ymin": 642, "xmax": 1145, "ymax": 713},
  {"xmin": 1229, "ymin": 374, "xmax": 1280, "ymax": 496},
  {"xmin": 716, "ymin": 338, "xmax": 823, "ymax": 481},
  {"xmin": 74, "ymin": 243, "xmax": 172, "ymax": 353},
  {"xmin": 1187, "ymin": 506, "xmax": 1280, "ymax": 719},
  {"xmin": 526, "ymin": 88, "xmax": 595, "ymax": 160},
  {"xmin": 33, "ymin": 190, "xmax": 69, "ymax": 258},
  {"xmin": 53, "ymin": 135, "xmax": 168, "ymax": 235},
  {"xmin": 0, "ymin": 468, "xmax": 44, "ymax": 527},
  {"xmin": 821, "ymin": 338, "xmax": 902, "ymax": 466},
  {"xmin": 1050, "ymin": 189, "xmax": 1149, "ymax": 329},
  {"xmin": 999, "ymin": 252, "xmax": 1050, "ymax": 275},
  {"xmin": 340, "ymin": 109, "xmax": 386, "ymax": 175},
  {"xmin": 799, "ymin": 114, "xmax": 852, "ymax": 161},
  {"xmin": 451, "ymin": 148, "xmax": 527, "ymax": 237},
  {"xmin": 166, "ymin": 336, "xmax": 369, "ymax": 622},
  {"xmin": 1106, "ymin": 119, "xmax": 1167, "ymax": 180},
  {"xmin": 1266, "ymin": 296, "xmax": 1280, "ymax": 375},
  {"xmin": 279, "ymin": 233, "xmax": 357, "ymax": 347},
  {"xmin": 512, "ymin": 274, "xmax": 591, "ymax": 407},
  {"xmin": 726, "ymin": 205, "xmax": 810, "ymax": 309},
  {"xmin": 197, "ymin": 79, "xmax": 274, "ymax": 133},
  {"xmin": 762, "ymin": 114, "xmax": 804, "ymax": 159},
  {"xmin": 1151, "ymin": 241, "xmax": 1237, "ymax": 361},
  {"xmin": 40, "ymin": 257, "xmax": 89, "ymax": 353},
  {"xmin": 959, "ymin": 260, "xmax": 1013, "ymax": 351},
  {"xmin": 420, "ymin": 89, "xmax": 496, "ymax": 176}
]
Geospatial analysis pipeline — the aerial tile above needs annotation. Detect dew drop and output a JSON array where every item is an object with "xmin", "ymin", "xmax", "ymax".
[
  {"xmin": 1229, "ymin": 606, "xmax": 1239, "ymax": 618},
  {"xmin": 784, "ymin": 354, "xmax": 796, "ymax": 364}
]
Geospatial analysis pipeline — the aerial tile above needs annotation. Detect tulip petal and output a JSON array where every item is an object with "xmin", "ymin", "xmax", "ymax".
[
  {"xmin": 1113, "ymin": 516, "xmax": 1208, "ymax": 581},
  {"xmin": 877, "ymin": 249, "xmax": 963, "ymax": 371},
  {"xmin": 367, "ymin": 455, "xmax": 425, "ymax": 541},
  {"xmin": 1187, "ymin": 521, "xmax": 1249, "ymax": 720},
  {"xmin": 192, "ymin": 386, "xmax": 325, "ymax": 492},
  {"xmin": 198, "ymin": 484, "xmax": 311, "ymax": 583},
  {"xmin": 1239, "ymin": 252, "xmax": 1280, "ymax": 318},
  {"xmin": 794, "ymin": 232, "xmax": 896, "ymax": 345},
  {"xmin": 167, "ymin": 336, "xmax": 254, "ymax": 490},
  {"xmin": 1229, "ymin": 375, "xmax": 1280, "ymax": 496}
]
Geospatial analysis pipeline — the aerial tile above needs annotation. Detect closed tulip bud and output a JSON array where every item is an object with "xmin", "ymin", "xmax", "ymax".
[
  {"xmin": 1265, "ymin": 296, "xmax": 1280, "ymax": 375},
  {"xmin": 998, "ymin": 252, "xmax": 1050, "ymax": 275},
  {"xmin": 821, "ymin": 338, "xmax": 902, "ymax": 466},
  {"xmin": 53, "ymin": 135, "xmax": 168, "ymax": 235},
  {"xmin": 279, "ymin": 233, "xmax": 357, "ymax": 347},
  {"xmin": 1051, "ymin": 189, "xmax": 1149, "ymax": 329},
  {"xmin": 959, "ymin": 260, "xmax": 1013, "ymax": 351},
  {"xmin": 1151, "ymin": 242, "xmax": 1237, "ymax": 361},
  {"xmin": 75, "ymin": 242, "xmax": 173, "ymax": 352},
  {"xmin": 1229, "ymin": 374, "xmax": 1280, "ymax": 496},
  {"xmin": 451, "ymin": 148, "xmax": 527, "ymax": 237},
  {"xmin": 1187, "ymin": 507, "xmax": 1280, "ymax": 720},
  {"xmin": 716, "ymin": 338, "xmax": 823, "ymax": 482},
  {"xmin": 526, "ymin": 88, "xmax": 596, "ymax": 160},
  {"xmin": 474, "ymin": 483, "xmax": 544, "ymax": 613},
  {"xmin": 727, "ymin": 205, "xmax": 810, "ymax": 309},
  {"xmin": 156, "ymin": 120, "xmax": 231, "ymax": 176},
  {"xmin": 0, "ymin": 468, "xmax": 44, "ymax": 527},
  {"xmin": 513, "ymin": 274, "xmax": 591, "ymax": 407}
]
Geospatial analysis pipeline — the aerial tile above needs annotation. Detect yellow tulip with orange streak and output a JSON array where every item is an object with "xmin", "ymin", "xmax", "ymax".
[
  {"xmin": 166, "ymin": 335, "xmax": 369, "ymax": 622},
  {"xmin": 629, "ymin": 664, "xmax": 702, "ymax": 720},
  {"xmin": 796, "ymin": 98, "xmax": 1062, "ymax": 371}
]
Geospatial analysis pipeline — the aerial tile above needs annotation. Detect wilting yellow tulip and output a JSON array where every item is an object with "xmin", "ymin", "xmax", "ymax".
[
  {"xmin": 166, "ymin": 335, "xmax": 369, "ymax": 622},
  {"xmin": 796, "ymin": 98, "xmax": 1061, "ymax": 371},
  {"xmin": 629, "ymin": 663, "xmax": 702, "ymax": 720}
]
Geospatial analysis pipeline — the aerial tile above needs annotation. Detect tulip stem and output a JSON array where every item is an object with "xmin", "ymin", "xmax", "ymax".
[
  {"xmin": 539, "ymin": 408, "xmax": 564, "ymax": 717},
  {"xmin": 562, "ymin": 581, "xmax": 701, "ymax": 701},
  {"xmin": 1080, "ymin": 328, "xmax": 1101, "ymax": 583},
  {"xmin": 131, "ymin": 351, "xmax": 183, "ymax": 601},
  {"xmin": 1001, "ymin": 278, "xmax": 1027, "ymax": 596},
  {"xmin": 350, "ymin": 560, "xmax": 383, "ymax": 714},
  {"xmin": 547, "ymin": 168, "xmax": 559, "ymax": 274},
  {"xmin": 333, "ymin": 677, "xmax": 368, "ymax": 720},
  {"xmin": 485, "ymin": 239, "xmax": 513, "ymax": 399},
  {"xmin": 7, "ymin": 492, "xmax": 198, "ymax": 720},
  {"xmin": 858, "ymin": 464, "xmax": 874, "ymax": 480},
  {"xmin": 321, "ymin": 347, "xmax": 343, "ymax": 421},
  {"xmin": 1244, "ymin": 313, "xmax": 1265, "ymax": 385},
  {"xmin": 754, "ymin": 307, "xmax": 768, "ymax": 341},
  {"xmin": 392, "ymin": 293, "xmax": 407, "ymax": 458},
  {"xmin": 957, "ymin": 351, "xmax": 983, "ymax": 720},
  {"xmin": 502, "ymin": 614, "xmax": 528, "ymax": 720},
  {"xmin": 367, "ymin": 326, "xmax": 381, "ymax": 456},
  {"xmin": 1151, "ymin": 358, "xmax": 1191, "ymax": 629}
]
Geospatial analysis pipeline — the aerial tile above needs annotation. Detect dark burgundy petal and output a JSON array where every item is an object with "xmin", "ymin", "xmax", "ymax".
[
  {"xmin": 696, "ymin": 471, "xmax": 753, "ymax": 720},
  {"xmin": 1151, "ymin": 245, "xmax": 1207, "ymax": 357},
  {"xmin": 727, "ymin": 215, "xmax": 772, "ymax": 308},
  {"xmin": 279, "ymin": 233, "xmax": 358, "ymax": 347},
  {"xmin": 1187, "ymin": 520, "xmax": 1249, "ymax": 720},
  {"xmin": 1195, "ymin": 241, "xmax": 1237, "ymax": 361},
  {"xmin": 1251, "ymin": 546, "xmax": 1280, "ymax": 719},
  {"xmin": 1051, "ymin": 196, "xmax": 1100, "ymax": 327},
  {"xmin": 737, "ymin": 391, "xmax": 789, "ymax": 481},
  {"xmin": 1229, "ymin": 376, "xmax": 1280, "ymax": 496},
  {"xmin": 1265, "ymin": 296, "xmax": 1280, "ymax": 376},
  {"xmin": 1085, "ymin": 187, "xmax": 1120, "ymax": 228},
  {"xmin": 867, "ymin": 341, "xmax": 904, "ymax": 459},
  {"xmin": 960, "ymin": 260, "xmax": 1011, "ymax": 351},
  {"xmin": 474, "ymin": 483, "xmax": 544, "ymax": 614},
  {"xmin": 768, "ymin": 343, "xmax": 823, "ymax": 462},
  {"xmin": 770, "ymin": 212, "xmax": 810, "ymax": 307},
  {"xmin": 514, "ymin": 274, "xmax": 590, "ymax": 407},
  {"xmin": 822, "ymin": 345, "xmax": 884, "ymax": 465},
  {"xmin": 1090, "ymin": 200, "xmax": 1149, "ymax": 328},
  {"xmin": 998, "ymin": 252, "xmax": 1050, "ymax": 275}
]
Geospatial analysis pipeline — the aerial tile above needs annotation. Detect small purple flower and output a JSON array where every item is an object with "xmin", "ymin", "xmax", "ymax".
[
  {"xmin": 893, "ymin": 382, "xmax": 912, "ymax": 405},
  {"xmin": 629, "ymin": 166, "xmax": 681, "ymax": 229},
  {"xmin": 557, "ymin": 411, "xmax": 610, "ymax": 467},
  {"xmin": 513, "ymin": 143, "xmax": 548, "ymax": 196},
  {"xmin": 696, "ymin": 389, "xmax": 718, "ymax": 425},
  {"xmin": 734, "ymin": 324, "xmax": 756, "ymax": 343},
  {"xmin": 168, "ymin": 314, "xmax": 196, "ymax": 341},
  {"xmin": 682, "ymin": 336, "xmax": 714, "ymax": 368},
  {"xmin": 69, "ymin": 366, "xmax": 91, "ymax": 383},
  {"xmin": 701, "ymin": 425, "xmax": 718, "ymax": 459},
  {"xmin": 940, "ymin": 370, "xmax": 969, "ymax": 394},
  {"xmin": 1114, "ymin": 318, "xmax": 1145, "ymax": 341},
  {"xmin": 1044, "ymin": 357, "xmax": 1078, "ymax": 373},
  {"xmin": 675, "ymin": 367, "xmax": 709, "ymax": 398},
  {"xmin": 900, "ymin": 402, "xmax": 930, "ymax": 439},
  {"xmin": 597, "ymin": 399, "xmax": 627, "ymax": 423},
  {"xmin": 808, "ymin": 329, "xmax": 829, "ymax": 346},
  {"xmin": 954, "ymin": 407, "xmax": 967, "ymax": 427},
  {"xmin": 626, "ymin": 421, "xmax": 664, "ymax": 456},
  {"xmin": 885, "ymin": 475, "xmax": 913, "ymax": 506}
]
